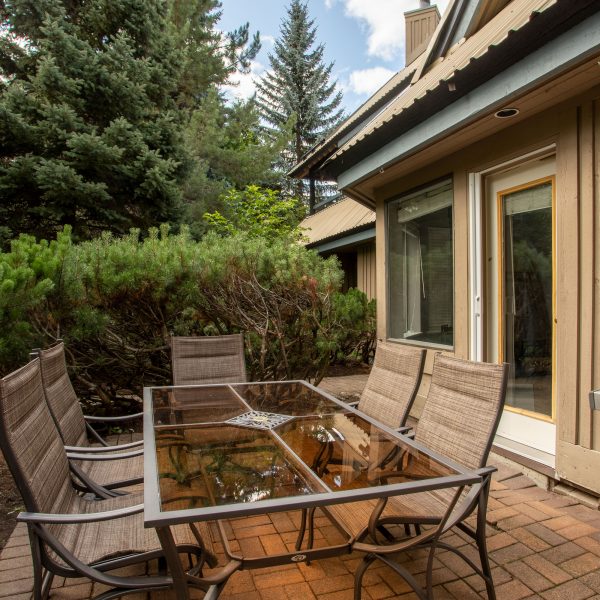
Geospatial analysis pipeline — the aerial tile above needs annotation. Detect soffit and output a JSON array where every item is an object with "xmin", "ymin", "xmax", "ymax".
[{"xmin": 349, "ymin": 57, "xmax": 600, "ymax": 201}]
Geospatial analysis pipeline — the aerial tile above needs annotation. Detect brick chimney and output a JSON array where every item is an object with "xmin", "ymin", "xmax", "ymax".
[{"xmin": 404, "ymin": 1, "xmax": 440, "ymax": 66}]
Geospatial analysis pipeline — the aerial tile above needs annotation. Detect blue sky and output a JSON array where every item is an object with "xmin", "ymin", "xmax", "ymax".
[{"xmin": 220, "ymin": 0, "xmax": 449, "ymax": 115}]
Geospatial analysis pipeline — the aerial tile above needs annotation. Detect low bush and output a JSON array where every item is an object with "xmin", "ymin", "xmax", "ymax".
[{"xmin": 0, "ymin": 226, "xmax": 375, "ymax": 405}]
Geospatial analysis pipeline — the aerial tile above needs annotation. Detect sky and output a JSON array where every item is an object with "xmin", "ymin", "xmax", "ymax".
[{"xmin": 220, "ymin": 0, "xmax": 450, "ymax": 115}]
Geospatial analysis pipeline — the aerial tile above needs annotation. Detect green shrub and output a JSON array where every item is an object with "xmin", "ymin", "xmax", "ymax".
[
  {"xmin": 0, "ymin": 228, "xmax": 71, "ymax": 361},
  {"xmin": 331, "ymin": 289, "xmax": 377, "ymax": 364},
  {"xmin": 0, "ymin": 226, "xmax": 375, "ymax": 404}
]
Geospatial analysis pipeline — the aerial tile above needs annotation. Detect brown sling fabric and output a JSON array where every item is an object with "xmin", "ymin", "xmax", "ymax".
[
  {"xmin": 171, "ymin": 334, "xmax": 247, "ymax": 386},
  {"xmin": 358, "ymin": 342, "xmax": 425, "ymax": 429},
  {"xmin": 0, "ymin": 359, "xmax": 212, "ymax": 569},
  {"xmin": 38, "ymin": 342, "xmax": 87, "ymax": 447},
  {"xmin": 38, "ymin": 342, "xmax": 143, "ymax": 487},
  {"xmin": 416, "ymin": 354, "xmax": 507, "ymax": 471}
]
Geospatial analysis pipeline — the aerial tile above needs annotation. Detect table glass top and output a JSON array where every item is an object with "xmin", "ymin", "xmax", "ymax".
[{"xmin": 147, "ymin": 382, "xmax": 464, "ymax": 516}]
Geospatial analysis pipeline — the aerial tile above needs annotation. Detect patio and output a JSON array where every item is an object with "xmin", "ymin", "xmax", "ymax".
[
  {"xmin": 2, "ymin": 462, "xmax": 600, "ymax": 600},
  {"xmin": 1, "ymin": 374, "xmax": 600, "ymax": 600}
]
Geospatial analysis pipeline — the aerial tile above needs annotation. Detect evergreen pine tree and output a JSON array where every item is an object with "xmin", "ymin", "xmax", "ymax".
[
  {"xmin": 168, "ymin": 0, "xmax": 260, "ymax": 110},
  {"xmin": 183, "ymin": 89, "xmax": 292, "ymax": 238},
  {"xmin": 0, "ymin": 0, "xmax": 187, "ymax": 241},
  {"xmin": 167, "ymin": 0, "xmax": 291, "ymax": 236},
  {"xmin": 255, "ymin": 0, "xmax": 344, "ymax": 208}
]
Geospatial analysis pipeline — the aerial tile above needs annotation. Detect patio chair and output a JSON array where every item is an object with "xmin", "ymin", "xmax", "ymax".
[
  {"xmin": 37, "ymin": 342, "xmax": 143, "ymax": 492},
  {"xmin": 307, "ymin": 354, "xmax": 508, "ymax": 600},
  {"xmin": 355, "ymin": 341, "xmax": 426, "ymax": 430},
  {"xmin": 171, "ymin": 333, "xmax": 247, "ymax": 386},
  {"xmin": 0, "ymin": 358, "xmax": 239, "ymax": 600}
]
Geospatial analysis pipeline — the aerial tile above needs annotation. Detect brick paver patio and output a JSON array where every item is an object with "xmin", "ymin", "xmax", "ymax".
[{"xmin": 2, "ymin": 375, "xmax": 600, "ymax": 599}]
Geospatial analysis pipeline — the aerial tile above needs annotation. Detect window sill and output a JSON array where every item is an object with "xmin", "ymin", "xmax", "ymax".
[{"xmin": 386, "ymin": 337, "xmax": 454, "ymax": 352}]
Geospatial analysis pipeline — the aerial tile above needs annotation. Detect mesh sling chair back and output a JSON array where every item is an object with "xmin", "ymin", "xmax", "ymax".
[
  {"xmin": 322, "ymin": 354, "xmax": 508, "ymax": 600},
  {"xmin": 171, "ymin": 334, "xmax": 247, "ymax": 386},
  {"xmin": 0, "ymin": 359, "xmax": 238, "ymax": 600},
  {"xmin": 38, "ymin": 342, "xmax": 143, "ymax": 492},
  {"xmin": 357, "ymin": 341, "xmax": 426, "ymax": 430}
]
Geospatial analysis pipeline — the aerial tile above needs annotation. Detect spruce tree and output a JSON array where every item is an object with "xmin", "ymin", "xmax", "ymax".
[
  {"xmin": 255, "ymin": 0, "xmax": 344, "ymax": 207},
  {"xmin": 0, "ymin": 0, "xmax": 187, "ymax": 241}
]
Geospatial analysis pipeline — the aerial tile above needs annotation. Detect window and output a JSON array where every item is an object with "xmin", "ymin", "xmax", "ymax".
[{"xmin": 387, "ymin": 179, "xmax": 453, "ymax": 347}]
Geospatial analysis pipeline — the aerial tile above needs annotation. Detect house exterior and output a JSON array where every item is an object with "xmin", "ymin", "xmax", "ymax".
[
  {"xmin": 290, "ymin": 0, "xmax": 600, "ymax": 496},
  {"xmin": 299, "ymin": 198, "xmax": 376, "ymax": 299}
]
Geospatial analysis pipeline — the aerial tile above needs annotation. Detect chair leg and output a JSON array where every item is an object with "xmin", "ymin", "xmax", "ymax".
[
  {"xmin": 29, "ymin": 525, "xmax": 53, "ymax": 600},
  {"xmin": 425, "ymin": 542, "xmax": 437, "ymax": 600},
  {"xmin": 306, "ymin": 507, "xmax": 317, "ymax": 565},
  {"xmin": 475, "ymin": 480, "xmax": 496, "ymax": 600},
  {"xmin": 354, "ymin": 554, "xmax": 377, "ymax": 600}
]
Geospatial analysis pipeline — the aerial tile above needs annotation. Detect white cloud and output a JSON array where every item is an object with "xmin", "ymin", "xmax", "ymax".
[
  {"xmin": 344, "ymin": 66, "xmax": 396, "ymax": 96},
  {"xmin": 222, "ymin": 60, "xmax": 267, "ymax": 101},
  {"xmin": 327, "ymin": 0, "xmax": 450, "ymax": 61}
]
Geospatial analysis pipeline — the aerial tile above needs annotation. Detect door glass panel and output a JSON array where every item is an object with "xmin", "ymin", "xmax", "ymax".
[{"xmin": 500, "ymin": 180, "xmax": 553, "ymax": 417}]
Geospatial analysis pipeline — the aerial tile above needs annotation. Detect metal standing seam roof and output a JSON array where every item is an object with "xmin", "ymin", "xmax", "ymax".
[
  {"xmin": 299, "ymin": 198, "xmax": 375, "ymax": 246},
  {"xmin": 326, "ymin": 0, "xmax": 557, "ymax": 165}
]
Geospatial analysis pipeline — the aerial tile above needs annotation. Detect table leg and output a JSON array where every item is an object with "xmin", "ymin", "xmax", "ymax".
[{"xmin": 156, "ymin": 526, "xmax": 190, "ymax": 600}]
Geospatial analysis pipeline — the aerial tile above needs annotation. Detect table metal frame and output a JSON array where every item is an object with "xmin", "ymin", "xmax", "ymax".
[{"xmin": 143, "ymin": 380, "xmax": 481, "ymax": 599}]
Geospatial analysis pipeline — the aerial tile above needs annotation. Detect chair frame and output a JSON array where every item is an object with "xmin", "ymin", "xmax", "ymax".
[
  {"xmin": 349, "ymin": 356, "xmax": 509, "ymax": 600},
  {"xmin": 34, "ymin": 341, "xmax": 144, "ymax": 451},
  {"xmin": 35, "ymin": 341, "xmax": 144, "ymax": 494},
  {"xmin": 0, "ymin": 358, "xmax": 239, "ymax": 600}
]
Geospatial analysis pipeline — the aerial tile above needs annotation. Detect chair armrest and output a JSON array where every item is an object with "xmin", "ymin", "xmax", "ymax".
[
  {"xmin": 17, "ymin": 503, "xmax": 144, "ymax": 524},
  {"xmin": 64, "ymin": 440, "xmax": 143, "ymax": 453},
  {"xmin": 395, "ymin": 426, "xmax": 413, "ymax": 435},
  {"xmin": 475, "ymin": 466, "xmax": 497, "ymax": 478},
  {"xmin": 84, "ymin": 411, "xmax": 143, "ymax": 423},
  {"xmin": 67, "ymin": 448, "xmax": 143, "ymax": 461}
]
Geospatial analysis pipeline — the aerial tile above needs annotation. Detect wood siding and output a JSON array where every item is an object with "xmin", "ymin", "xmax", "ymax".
[
  {"xmin": 357, "ymin": 243, "xmax": 377, "ymax": 300},
  {"xmin": 555, "ymin": 96, "xmax": 600, "ymax": 491},
  {"xmin": 369, "ymin": 87, "xmax": 600, "ymax": 493}
]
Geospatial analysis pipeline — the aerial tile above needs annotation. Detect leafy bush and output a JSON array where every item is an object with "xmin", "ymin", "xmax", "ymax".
[
  {"xmin": 0, "ymin": 226, "xmax": 375, "ymax": 404},
  {"xmin": 203, "ymin": 185, "xmax": 306, "ymax": 240}
]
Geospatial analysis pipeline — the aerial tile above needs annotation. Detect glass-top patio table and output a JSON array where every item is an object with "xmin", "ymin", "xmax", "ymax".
[{"xmin": 143, "ymin": 380, "xmax": 481, "ymax": 598}]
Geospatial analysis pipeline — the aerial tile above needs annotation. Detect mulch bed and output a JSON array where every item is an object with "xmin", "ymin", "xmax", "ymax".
[{"xmin": 0, "ymin": 453, "xmax": 22, "ymax": 550}]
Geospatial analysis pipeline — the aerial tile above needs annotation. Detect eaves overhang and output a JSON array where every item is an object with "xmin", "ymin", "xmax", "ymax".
[
  {"xmin": 321, "ymin": 0, "xmax": 600, "ymax": 183},
  {"xmin": 288, "ymin": 67, "xmax": 418, "ymax": 180},
  {"xmin": 307, "ymin": 224, "xmax": 376, "ymax": 254}
]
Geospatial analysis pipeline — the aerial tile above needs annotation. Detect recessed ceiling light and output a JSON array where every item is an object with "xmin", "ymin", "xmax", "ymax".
[{"xmin": 495, "ymin": 107, "xmax": 520, "ymax": 119}]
